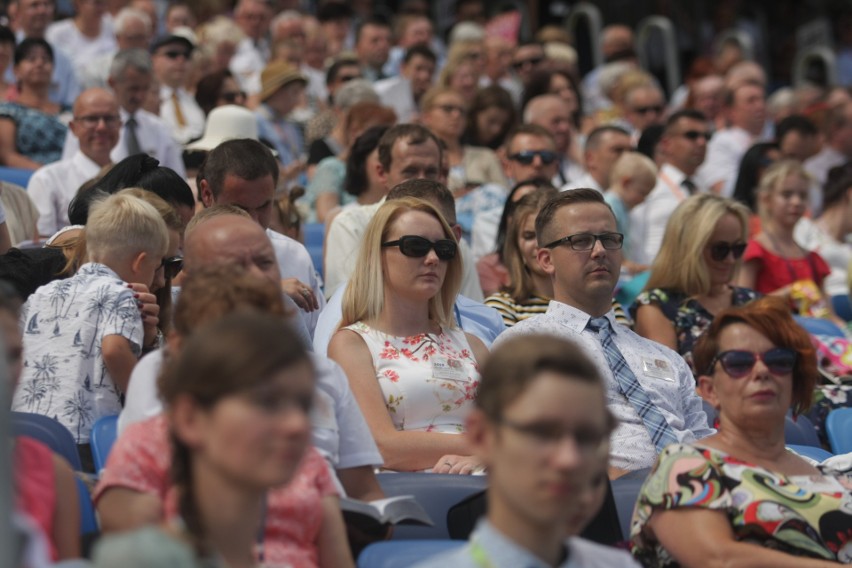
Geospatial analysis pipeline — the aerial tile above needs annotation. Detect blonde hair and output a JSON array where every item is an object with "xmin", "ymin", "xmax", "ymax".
[
  {"xmin": 646, "ymin": 193, "xmax": 750, "ymax": 296},
  {"xmin": 756, "ymin": 159, "xmax": 812, "ymax": 222},
  {"xmin": 419, "ymin": 85, "xmax": 462, "ymax": 113},
  {"xmin": 118, "ymin": 188, "xmax": 182, "ymax": 232},
  {"xmin": 437, "ymin": 54, "xmax": 477, "ymax": 90},
  {"xmin": 341, "ymin": 197, "xmax": 462, "ymax": 329},
  {"xmin": 609, "ymin": 151, "xmax": 657, "ymax": 188},
  {"xmin": 85, "ymin": 192, "xmax": 169, "ymax": 264},
  {"xmin": 503, "ymin": 187, "xmax": 558, "ymax": 302}
]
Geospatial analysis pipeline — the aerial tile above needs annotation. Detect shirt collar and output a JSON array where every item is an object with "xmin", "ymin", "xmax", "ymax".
[
  {"xmin": 470, "ymin": 520, "xmax": 571, "ymax": 568},
  {"xmin": 660, "ymin": 163, "xmax": 688, "ymax": 184},
  {"xmin": 72, "ymin": 150, "xmax": 106, "ymax": 175},
  {"xmin": 546, "ymin": 300, "xmax": 618, "ymax": 334},
  {"xmin": 77, "ymin": 262, "xmax": 122, "ymax": 280}
]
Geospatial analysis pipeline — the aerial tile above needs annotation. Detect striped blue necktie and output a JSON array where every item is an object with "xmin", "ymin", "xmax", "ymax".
[{"xmin": 587, "ymin": 317, "xmax": 679, "ymax": 453}]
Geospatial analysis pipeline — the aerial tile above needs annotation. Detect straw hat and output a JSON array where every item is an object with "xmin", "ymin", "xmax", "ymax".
[
  {"xmin": 185, "ymin": 105, "xmax": 261, "ymax": 152},
  {"xmin": 259, "ymin": 60, "xmax": 307, "ymax": 102}
]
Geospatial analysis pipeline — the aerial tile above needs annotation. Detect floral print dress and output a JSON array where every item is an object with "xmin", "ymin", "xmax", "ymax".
[
  {"xmin": 344, "ymin": 321, "xmax": 480, "ymax": 433},
  {"xmin": 631, "ymin": 444, "xmax": 852, "ymax": 565}
]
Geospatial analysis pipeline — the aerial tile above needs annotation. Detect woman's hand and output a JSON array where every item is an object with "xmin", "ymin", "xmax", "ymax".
[
  {"xmin": 127, "ymin": 282, "xmax": 160, "ymax": 348},
  {"xmin": 432, "ymin": 454, "xmax": 483, "ymax": 475},
  {"xmin": 281, "ymin": 278, "xmax": 320, "ymax": 311}
]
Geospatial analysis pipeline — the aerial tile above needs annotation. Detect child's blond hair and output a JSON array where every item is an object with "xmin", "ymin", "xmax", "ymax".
[
  {"xmin": 610, "ymin": 151, "xmax": 657, "ymax": 190},
  {"xmin": 85, "ymin": 193, "xmax": 169, "ymax": 264}
]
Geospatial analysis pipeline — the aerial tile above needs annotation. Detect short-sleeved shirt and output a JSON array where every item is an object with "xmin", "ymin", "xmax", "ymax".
[
  {"xmin": 94, "ymin": 415, "xmax": 338, "ymax": 567},
  {"xmin": 12, "ymin": 262, "xmax": 143, "ymax": 443},
  {"xmin": 631, "ymin": 444, "xmax": 852, "ymax": 565},
  {"xmin": 743, "ymin": 239, "xmax": 831, "ymax": 295}
]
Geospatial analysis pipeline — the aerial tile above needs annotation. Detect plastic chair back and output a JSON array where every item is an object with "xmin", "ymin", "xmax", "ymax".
[
  {"xmin": 357, "ymin": 540, "xmax": 464, "ymax": 568},
  {"xmin": 302, "ymin": 222, "xmax": 324, "ymax": 280},
  {"xmin": 75, "ymin": 476, "xmax": 98, "ymax": 535},
  {"xmin": 91, "ymin": 415, "xmax": 119, "ymax": 473},
  {"xmin": 611, "ymin": 468, "xmax": 652, "ymax": 541},
  {"xmin": 794, "ymin": 315, "xmax": 846, "ymax": 338},
  {"xmin": 826, "ymin": 407, "xmax": 852, "ymax": 454},
  {"xmin": 784, "ymin": 412, "xmax": 821, "ymax": 447},
  {"xmin": 11, "ymin": 412, "xmax": 82, "ymax": 470},
  {"xmin": 376, "ymin": 473, "xmax": 487, "ymax": 540},
  {"xmin": 787, "ymin": 444, "xmax": 834, "ymax": 462},
  {"xmin": 0, "ymin": 166, "xmax": 34, "ymax": 188}
]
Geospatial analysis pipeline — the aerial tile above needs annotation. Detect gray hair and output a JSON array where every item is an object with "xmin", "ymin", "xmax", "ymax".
[
  {"xmin": 333, "ymin": 78, "xmax": 379, "ymax": 110},
  {"xmin": 109, "ymin": 49, "xmax": 153, "ymax": 81},
  {"xmin": 114, "ymin": 7, "xmax": 152, "ymax": 36}
]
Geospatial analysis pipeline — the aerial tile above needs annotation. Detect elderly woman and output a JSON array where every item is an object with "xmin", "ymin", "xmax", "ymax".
[
  {"xmin": 0, "ymin": 38, "xmax": 68, "ymax": 169},
  {"xmin": 633, "ymin": 194, "xmax": 759, "ymax": 372},
  {"xmin": 631, "ymin": 296, "xmax": 851, "ymax": 566},
  {"xmin": 328, "ymin": 197, "xmax": 488, "ymax": 474}
]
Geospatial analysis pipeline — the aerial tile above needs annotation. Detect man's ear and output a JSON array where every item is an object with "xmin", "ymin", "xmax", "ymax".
[
  {"xmin": 199, "ymin": 179, "xmax": 214, "ymax": 208},
  {"xmin": 537, "ymin": 246, "xmax": 556, "ymax": 276},
  {"xmin": 696, "ymin": 374, "xmax": 719, "ymax": 410}
]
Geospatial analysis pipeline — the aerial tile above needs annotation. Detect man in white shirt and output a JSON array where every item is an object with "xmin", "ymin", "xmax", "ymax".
[
  {"xmin": 355, "ymin": 17, "xmax": 392, "ymax": 82},
  {"xmin": 630, "ymin": 109, "xmax": 710, "ymax": 265},
  {"xmin": 28, "ymin": 88, "xmax": 120, "ymax": 237},
  {"xmin": 63, "ymin": 49, "xmax": 186, "ymax": 177},
  {"xmin": 374, "ymin": 43, "xmax": 437, "ymax": 123},
  {"xmin": 7, "ymin": 0, "xmax": 80, "ymax": 107},
  {"xmin": 197, "ymin": 138, "xmax": 325, "ymax": 336},
  {"xmin": 76, "ymin": 7, "xmax": 153, "ymax": 90},
  {"xmin": 493, "ymin": 189, "xmax": 712, "ymax": 475},
  {"xmin": 695, "ymin": 79, "xmax": 767, "ymax": 196},
  {"xmin": 805, "ymin": 100, "xmax": 852, "ymax": 192},
  {"xmin": 560, "ymin": 125, "xmax": 632, "ymax": 193},
  {"xmin": 524, "ymin": 94, "xmax": 585, "ymax": 187},
  {"xmin": 46, "ymin": 0, "xmax": 117, "ymax": 71},
  {"xmin": 152, "ymin": 34, "xmax": 205, "ymax": 144},
  {"xmin": 229, "ymin": 0, "xmax": 273, "ymax": 96}
]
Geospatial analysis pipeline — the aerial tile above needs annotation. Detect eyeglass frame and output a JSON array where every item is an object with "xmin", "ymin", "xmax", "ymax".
[
  {"xmin": 542, "ymin": 232, "xmax": 625, "ymax": 251},
  {"xmin": 703, "ymin": 348, "xmax": 797, "ymax": 379}
]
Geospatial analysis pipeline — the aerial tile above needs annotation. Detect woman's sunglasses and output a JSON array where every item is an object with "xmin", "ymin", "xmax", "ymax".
[
  {"xmin": 158, "ymin": 256, "xmax": 183, "ymax": 280},
  {"xmin": 381, "ymin": 235, "xmax": 457, "ymax": 261},
  {"xmin": 708, "ymin": 241, "xmax": 747, "ymax": 262},
  {"xmin": 705, "ymin": 348, "xmax": 797, "ymax": 378}
]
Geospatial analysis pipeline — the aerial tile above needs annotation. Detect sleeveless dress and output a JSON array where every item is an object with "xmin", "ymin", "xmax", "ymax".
[{"xmin": 344, "ymin": 321, "xmax": 480, "ymax": 433}]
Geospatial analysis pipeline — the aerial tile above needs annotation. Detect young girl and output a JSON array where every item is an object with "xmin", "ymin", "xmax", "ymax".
[{"xmin": 736, "ymin": 160, "xmax": 840, "ymax": 324}]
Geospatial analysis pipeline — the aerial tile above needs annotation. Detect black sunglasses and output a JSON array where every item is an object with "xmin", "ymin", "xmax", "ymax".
[
  {"xmin": 680, "ymin": 130, "xmax": 712, "ymax": 142},
  {"xmin": 709, "ymin": 241, "xmax": 747, "ymax": 262},
  {"xmin": 508, "ymin": 150, "xmax": 558, "ymax": 166},
  {"xmin": 632, "ymin": 104, "xmax": 664, "ymax": 115},
  {"xmin": 158, "ymin": 256, "xmax": 183, "ymax": 279},
  {"xmin": 161, "ymin": 50, "xmax": 190, "ymax": 60},
  {"xmin": 705, "ymin": 348, "xmax": 797, "ymax": 378},
  {"xmin": 381, "ymin": 235, "xmax": 457, "ymax": 261},
  {"xmin": 220, "ymin": 90, "xmax": 246, "ymax": 103},
  {"xmin": 512, "ymin": 57, "xmax": 543, "ymax": 70}
]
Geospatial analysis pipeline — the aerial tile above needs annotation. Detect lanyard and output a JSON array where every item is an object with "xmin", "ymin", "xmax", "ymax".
[{"xmin": 659, "ymin": 171, "xmax": 688, "ymax": 202}]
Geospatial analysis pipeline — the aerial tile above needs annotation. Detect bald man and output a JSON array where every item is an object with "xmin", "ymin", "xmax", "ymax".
[
  {"xmin": 28, "ymin": 88, "xmax": 122, "ymax": 237},
  {"xmin": 524, "ymin": 94, "xmax": 585, "ymax": 187}
]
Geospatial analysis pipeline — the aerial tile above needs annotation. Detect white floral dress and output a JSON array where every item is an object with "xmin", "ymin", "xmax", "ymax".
[{"xmin": 344, "ymin": 322, "xmax": 480, "ymax": 433}]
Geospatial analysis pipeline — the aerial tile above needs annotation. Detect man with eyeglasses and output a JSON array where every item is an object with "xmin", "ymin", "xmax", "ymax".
[
  {"xmin": 631, "ymin": 109, "xmax": 710, "ymax": 266},
  {"xmin": 27, "ymin": 88, "xmax": 121, "ymax": 237},
  {"xmin": 494, "ymin": 189, "xmax": 712, "ymax": 478},
  {"xmin": 621, "ymin": 84, "xmax": 666, "ymax": 141},
  {"xmin": 151, "ymin": 33, "xmax": 204, "ymax": 144},
  {"xmin": 62, "ymin": 49, "xmax": 186, "ymax": 177},
  {"xmin": 510, "ymin": 42, "xmax": 546, "ymax": 88}
]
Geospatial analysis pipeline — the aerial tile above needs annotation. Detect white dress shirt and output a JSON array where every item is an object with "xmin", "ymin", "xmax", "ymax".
[
  {"xmin": 46, "ymin": 18, "xmax": 117, "ymax": 76},
  {"xmin": 493, "ymin": 301, "xmax": 714, "ymax": 471},
  {"xmin": 158, "ymin": 85, "xmax": 205, "ymax": 145},
  {"xmin": 267, "ymin": 228, "xmax": 326, "ymax": 337},
  {"xmin": 374, "ymin": 76, "xmax": 417, "ymax": 123},
  {"xmin": 61, "ymin": 107, "xmax": 186, "ymax": 177},
  {"xmin": 554, "ymin": 157, "xmax": 586, "ymax": 188},
  {"xmin": 629, "ymin": 163, "xmax": 701, "ymax": 265},
  {"xmin": 323, "ymin": 199, "xmax": 485, "ymax": 301},
  {"xmin": 27, "ymin": 150, "xmax": 103, "ymax": 236},
  {"xmin": 7, "ymin": 31, "xmax": 80, "ymax": 107},
  {"xmin": 229, "ymin": 37, "xmax": 270, "ymax": 96},
  {"xmin": 695, "ymin": 126, "xmax": 756, "ymax": 197}
]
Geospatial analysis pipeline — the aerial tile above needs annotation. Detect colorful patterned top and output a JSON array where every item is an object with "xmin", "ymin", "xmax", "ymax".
[
  {"xmin": 631, "ymin": 287, "xmax": 759, "ymax": 374},
  {"xmin": 631, "ymin": 444, "xmax": 852, "ymax": 565},
  {"xmin": 343, "ymin": 321, "xmax": 480, "ymax": 433},
  {"xmin": 0, "ymin": 102, "xmax": 68, "ymax": 165}
]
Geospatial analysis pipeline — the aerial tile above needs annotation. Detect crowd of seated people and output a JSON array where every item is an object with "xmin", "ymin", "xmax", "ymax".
[{"xmin": 1, "ymin": 1, "xmax": 852, "ymax": 566}]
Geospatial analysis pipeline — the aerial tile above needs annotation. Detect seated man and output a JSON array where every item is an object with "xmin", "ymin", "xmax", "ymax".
[{"xmin": 415, "ymin": 334, "xmax": 640, "ymax": 567}]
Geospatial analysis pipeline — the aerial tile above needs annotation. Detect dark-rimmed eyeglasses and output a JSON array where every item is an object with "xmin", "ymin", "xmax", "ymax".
[
  {"xmin": 74, "ymin": 114, "xmax": 121, "ymax": 128},
  {"xmin": 158, "ymin": 256, "xmax": 183, "ymax": 280},
  {"xmin": 705, "ymin": 348, "xmax": 797, "ymax": 378},
  {"xmin": 435, "ymin": 104, "xmax": 465, "ymax": 115},
  {"xmin": 632, "ymin": 104, "xmax": 664, "ymax": 115},
  {"xmin": 708, "ymin": 241, "xmax": 746, "ymax": 262},
  {"xmin": 679, "ymin": 130, "xmax": 712, "ymax": 142},
  {"xmin": 512, "ymin": 57, "xmax": 543, "ymax": 70},
  {"xmin": 220, "ymin": 90, "xmax": 246, "ymax": 103},
  {"xmin": 160, "ymin": 50, "xmax": 189, "ymax": 60},
  {"xmin": 508, "ymin": 150, "xmax": 558, "ymax": 165},
  {"xmin": 543, "ymin": 232, "xmax": 624, "ymax": 251},
  {"xmin": 381, "ymin": 235, "xmax": 457, "ymax": 261}
]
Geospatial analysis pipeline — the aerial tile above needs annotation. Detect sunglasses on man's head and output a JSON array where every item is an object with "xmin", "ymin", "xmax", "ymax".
[
  {"xmin": 508, "ymin": 150, "xmax": 558, "ymax": 166},
  {"xmin": 705, "ymin": 348, "xmax": 797, "ymax": 379},
  {"xmin": 708, "ymin": 241, "xmax": 746, "ymax": 262},
  {"xmin": 158, "ymin": 256, "xmax": 183, "ymax": 280},
  {"xmin": 381, "ymin": 235, "xmax": 457, "ymax": 261}
]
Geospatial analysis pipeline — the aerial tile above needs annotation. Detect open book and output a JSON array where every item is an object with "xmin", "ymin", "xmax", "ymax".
[{"xmin": 340, "ymin": 495, "xmax": 433, "ymax": 527}]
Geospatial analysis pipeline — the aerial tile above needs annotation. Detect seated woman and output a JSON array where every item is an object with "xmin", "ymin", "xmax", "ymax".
[
  {"xmin": 328, "ymin": 197, "xmax": 489, "ymax": 474},
  {"xmin": 735, "ymin": 160, "xmax": 842, "ymax": 326},
  {"xmin": 1, "ymin": 283, "xmax": 80, "ymax": 562},
  {"xmin": 461, "ymin": 85, "xmax": 516, "ymax": 151},
  {"xmin": 0, "ymin": 38, "xmax": 68, "ymax": 169},
  {"xmin": 631, "ymin": 296, "xmax": 850, "ymax": 566},
  {"xmin": 633, "ymin": 193, "xmax": 758, "ymax": 372}
]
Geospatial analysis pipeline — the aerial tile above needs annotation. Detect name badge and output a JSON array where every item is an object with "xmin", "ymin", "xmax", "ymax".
[
  {"xmin": 642, "ymin": 357, "xmax": 675, "ymax": 381},
  {"xmin": 432, "ymin": 356, "xmax": 467, "ymax": 382}
]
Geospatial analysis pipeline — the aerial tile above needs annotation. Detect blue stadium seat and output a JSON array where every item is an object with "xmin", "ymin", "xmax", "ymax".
[
  {"xmin": 787, "ymin": 444, "xmax": 834, "ymax": 462},
  {"xmin": 833, "ymin": 295, "xmax": 852, "ymax": 322},
  {"xmin": 91, "ymin": 415, "xmax": 119, "ymax": 474},
  {"xmin": 11, "ymin": 412, "xmax": 82, "ymax": 470},
  {"xmin": 302, "ymin": 222, "xmax": 324, "ymax": 280},
  {"xmin": 376, "ymin": 473, "xmax": 488, "ymax": 540},
  {"xmin": 784, "ymin": 412, "xmax": 821, "ymax": 447},
  {"xmin": 0, "ymin": 166, "xmax": 34, "ymax": 188},
  {"xmin": 76, "ymin": 476, "xmax": 98, "ymax": 536},
  {"xmin": 357, "ymin": 540, "xmax": 464, "ymax": 568},
  {"xmin": 826, "ymin": 408, "xmax": 852, "ymax": 454},
  {"xmin": 611, "ymin": 468, "xmax": 652, "ymax": 541},
  {"xmin": 794, "ymin": 315, "xmax": 846, "ymax": 338}
]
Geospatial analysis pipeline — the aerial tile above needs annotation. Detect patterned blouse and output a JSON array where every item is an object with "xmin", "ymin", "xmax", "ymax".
[
  {"xmin": 343, "ymin": 321, "xmax": 480, "ymax": 434},
  {"xmin": 631, "ymin": 287, "xmax": 759, "ymax": 374},
  {"xmin": 631, "ymin": 444, "xmax": 852, "ymax": 565},
  {"xmin": 0, "ymin": 101, "xmax": 68, "ymax": 165}
]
